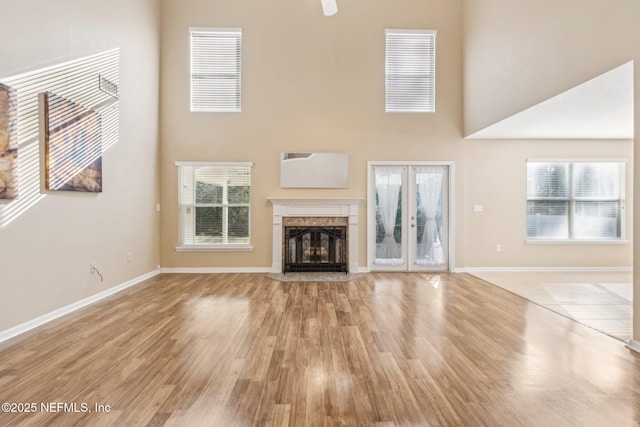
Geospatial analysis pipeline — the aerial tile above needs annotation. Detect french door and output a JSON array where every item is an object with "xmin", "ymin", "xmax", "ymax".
[{"xmin": 368, "ymin": 162, "xmax": 451, "ymax": 272}]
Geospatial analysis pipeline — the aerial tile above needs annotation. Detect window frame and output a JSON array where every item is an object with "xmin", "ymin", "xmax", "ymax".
[
  {"xmin": 525, "ymin": 159, "xmax": 627, "ymax": 244},
  {"xmin": 176, "ymin": 161, "xmax": 253, "ymax": 252},
  {"xmin": 189, "ymin": 27, "xmax": 243, "ymax": 113},
  {"xmin": 385, "ymin": 28, "xmax": 437, "ymax": 113}
]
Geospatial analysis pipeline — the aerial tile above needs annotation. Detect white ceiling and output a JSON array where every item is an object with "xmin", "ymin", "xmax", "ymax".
[{"xmin": 466, "ymin": 61, "xmax": 634, "ymax": 140}]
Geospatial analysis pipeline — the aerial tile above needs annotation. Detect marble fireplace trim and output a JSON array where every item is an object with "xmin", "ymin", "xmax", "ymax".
[{"xmin": 268, "ymin": 198, "xmax": 362, "ymax": 274}]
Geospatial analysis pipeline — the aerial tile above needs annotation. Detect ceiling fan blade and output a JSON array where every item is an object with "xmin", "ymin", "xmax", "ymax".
[{"xmin": 321, "ymin": 0, "xmax": 338, "ymax": 16}]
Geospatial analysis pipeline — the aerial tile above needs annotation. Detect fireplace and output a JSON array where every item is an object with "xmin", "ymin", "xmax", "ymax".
[
  {"xmin": 268, "ymin": 198, "xmax": 362, "ymax": 274},
  {"xmin": 283, "ymin": 217, "xmax": 348, "ymax": 273}
]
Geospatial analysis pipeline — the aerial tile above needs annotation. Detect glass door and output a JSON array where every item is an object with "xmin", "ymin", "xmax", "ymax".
[
  {"xmin": 409, "ymin": 166, "xmax": 448, "ymax": 271},
  {"xmin": 370, "ymin": 163, "xmax": 449, "ymax": 272},
  {"xmin": 372, "ymin": 166, "xmax": 407, "ymax": 271}
]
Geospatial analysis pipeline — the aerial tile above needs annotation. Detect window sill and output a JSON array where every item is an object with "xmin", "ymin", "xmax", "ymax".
[
  {"xmin": 176, "ymin": 244, "xmax": 253, "ymax": 252},
  {"xmin": 526, "ymin": 239, "xmax": 629, "ymax": 245}
]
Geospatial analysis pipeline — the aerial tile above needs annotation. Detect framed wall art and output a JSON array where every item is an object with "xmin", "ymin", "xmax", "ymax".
[
  {"xmin": 0, "ymin": 82, "xmax": 18, "ymax": 199},
  {"xmin": 42, "ymin": 92, "xmax": 102, "ymax": 192}
]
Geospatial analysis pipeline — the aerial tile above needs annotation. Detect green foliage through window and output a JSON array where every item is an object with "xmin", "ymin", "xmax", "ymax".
[{"xmin": 180, "ymin": 163, "xmax": 252, "ymax": 246}]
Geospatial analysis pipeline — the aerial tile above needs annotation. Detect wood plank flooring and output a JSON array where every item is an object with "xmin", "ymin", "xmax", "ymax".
[
  {"xmin": 0, "ymin": 273, "xmax": 638, "ymax": 426},
  {"xmin": 471, "ymin": 271, "xmax": 633, "ymax": 342}
]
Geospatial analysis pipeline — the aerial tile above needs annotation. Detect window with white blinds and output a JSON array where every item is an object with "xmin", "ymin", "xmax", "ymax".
[
  {"xmin": 526, "ymin": 161, "xmax": 625, "ymax": 241},
  {"xmin": 177, "ymin": 162, "xmax": 252, "ymax": 250},
  {"xmin": 385, "ymin": 29, "xmax": 436, "ymax": 113},
  {"xmin": 190, "ymin": 27, "xmax": 242, "ymax": 112}
]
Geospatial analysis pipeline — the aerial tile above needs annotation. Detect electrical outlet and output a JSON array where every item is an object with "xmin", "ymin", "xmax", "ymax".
[
  {"xmin": 127, "ymin": 252, "xmax": 133, "ymax": 263},
  {"xmin": 496, "ymin": 244, "xmax": 502, "ymax": 253}
]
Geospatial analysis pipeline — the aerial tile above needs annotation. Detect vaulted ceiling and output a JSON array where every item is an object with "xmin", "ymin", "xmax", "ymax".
[{"xmin": 466, "ymin": 61, "xmax": 634, "ymax": 140}]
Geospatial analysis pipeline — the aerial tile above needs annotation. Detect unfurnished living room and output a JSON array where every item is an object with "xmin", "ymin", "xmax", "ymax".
[{"xmin": 0, "ymin": 0, "xmax": 639, "ymax": 425}]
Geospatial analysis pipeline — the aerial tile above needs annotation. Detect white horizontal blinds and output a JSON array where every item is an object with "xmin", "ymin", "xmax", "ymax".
[
  {"xmin": 190, "ymin": 28, "xmax": 242, "ymax": 112},
  {"xmin": 571, "ymin": 162, "xmax": 623, "ymax": 239},
  {"xmin": 179, "ymin": 163, "xmax": 251, "ymax": 245},
  {"xmin": 385, "ymin": 29, "xmax": 436, "ymax": 113},
  {"xmin": 526, "ymin": 161, "xmax": 624, "ymax": 240},
  {"xmin": 527, "ymin": 163, "xmax": 570, "ymax": 239}
]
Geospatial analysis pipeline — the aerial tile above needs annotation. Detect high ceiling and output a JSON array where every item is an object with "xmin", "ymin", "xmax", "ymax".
[{"xmin": 466, "ymin": 62, "xmax": 634, "ymax": 140}]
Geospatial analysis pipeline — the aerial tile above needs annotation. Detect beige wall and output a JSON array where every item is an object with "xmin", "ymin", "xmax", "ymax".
[
  {"xmin": 463, "ymin": 0, "xmax": 640, "ymax": 136},
  {"xmin": 0, "ymin": 0, "xmax": 160, "ymax": 331},
  {"xmin": 0, "ymin": 0, "xmax": 635, "ymax": 336},
  {"xmin": 463, "ymin": 0, "xmax": 637, "ymax": 340},
  {"xmin": 160, "ymin": 0, "xmax": 634, "ymax": 272},
  {"xmin": 464, "ymin": 139, "xmax": 632, "ymax": 268},
  {"xmin": 159, "ymin": 0, "xmax": 466, "ymax": 269},
  {"xmin": 463, "ymin": 0, "xmax": 638, "ymax": 266},
  {"xmin": 634, "ymin": 58, "xmax": 640, "ymax": 342}
]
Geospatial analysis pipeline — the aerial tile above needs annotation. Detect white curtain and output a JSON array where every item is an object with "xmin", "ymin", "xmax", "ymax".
[
  {"xmin": 375, "ymin": 167, "xmax": 403, "ymax": 263},
  {"xmin": 416, "ymin": 167, "xmax": 444, "ymax": 265}
]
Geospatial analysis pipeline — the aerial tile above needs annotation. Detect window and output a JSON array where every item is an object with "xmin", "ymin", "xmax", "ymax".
[
  {"xmin": 385, "ymin": 29, "xmax": 437, "ymax": 113},
  {"xmin": 526, "ymin": 161, "xmax": 625, "ymax": 241},
  {"xmin": 177, "ymin": 162, "xmax": 252, "ymax": 250},
  {"xmin": 190, "ymin": 27, "xmax": 242, "ymax": 112}
]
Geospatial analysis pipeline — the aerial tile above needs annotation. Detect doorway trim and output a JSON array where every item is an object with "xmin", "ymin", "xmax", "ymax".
[{"xmin": 367, "ymin": 161, "xmax": 456, "ymax": 272}]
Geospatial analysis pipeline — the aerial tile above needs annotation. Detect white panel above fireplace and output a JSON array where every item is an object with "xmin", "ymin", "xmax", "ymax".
[
  {"xmin": 268, "ymin": 198, "xmax": 362, "ymax": 274},
  {"xmin": 280, "ymin": 153, "xmax": 350, "ymax": 189}
]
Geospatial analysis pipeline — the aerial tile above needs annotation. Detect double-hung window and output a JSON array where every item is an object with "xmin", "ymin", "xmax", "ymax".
[
  {"xmin": 385, "ymin": 29, "xmax": 437, "ymax": 113},
  {"xmin": 526, "ymin": 160, "xmax": 625, "ymax": 242},
  {"xmin": 177, "ymin": 162, "xmax": 252, "ymax": 251},
  {"xmin": 190, "ymin": 27, "xmax": 242, "ymax": 112}
]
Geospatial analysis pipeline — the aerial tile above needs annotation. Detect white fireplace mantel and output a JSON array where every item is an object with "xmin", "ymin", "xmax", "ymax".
[{"xmin": 268, "ymin": 198, "xmax": 363, "ymax": 273}]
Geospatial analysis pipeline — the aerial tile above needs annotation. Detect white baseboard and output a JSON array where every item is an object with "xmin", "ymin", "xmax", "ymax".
[
  {"xmin": 0, "ymin": 270, "xmax": 160, "ymax": 345},
  {"xmin": 626, "ymin": 340, "xmax": 640, "ymax": 354},
  {"xmin": 161, "ymin": 267, "xmax": 371, "ymax": 274},
  {"xmin": 465, "ymin": 266, "xmax": 632, "ymax": 274},
  {"xmin": 160, "ymin": 266, "xmax": 631, "ymax": 275},
  {"xmin": 160, "ymin": 267, "xmax": 272, "ymax": 274}
]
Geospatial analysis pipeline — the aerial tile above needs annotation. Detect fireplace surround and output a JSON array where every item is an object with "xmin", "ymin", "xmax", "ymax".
[{"xmin": 268, "ymin": 198, "xmax": 362, "ymax": 274}]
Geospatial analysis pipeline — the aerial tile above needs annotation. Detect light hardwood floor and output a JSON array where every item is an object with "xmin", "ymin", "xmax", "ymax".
[
  {"xmin": 0, "ymin": 273, "xmax": 638, "ymax": 426},
  {"xmin": 470, "ymin": 271, "xmax": 633, "ymax": 342}
]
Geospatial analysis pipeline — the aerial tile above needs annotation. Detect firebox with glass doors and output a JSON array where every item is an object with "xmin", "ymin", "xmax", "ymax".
[{"xmin": 283, "ymin": 224, "xmax": 348, "ymax": 273}]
